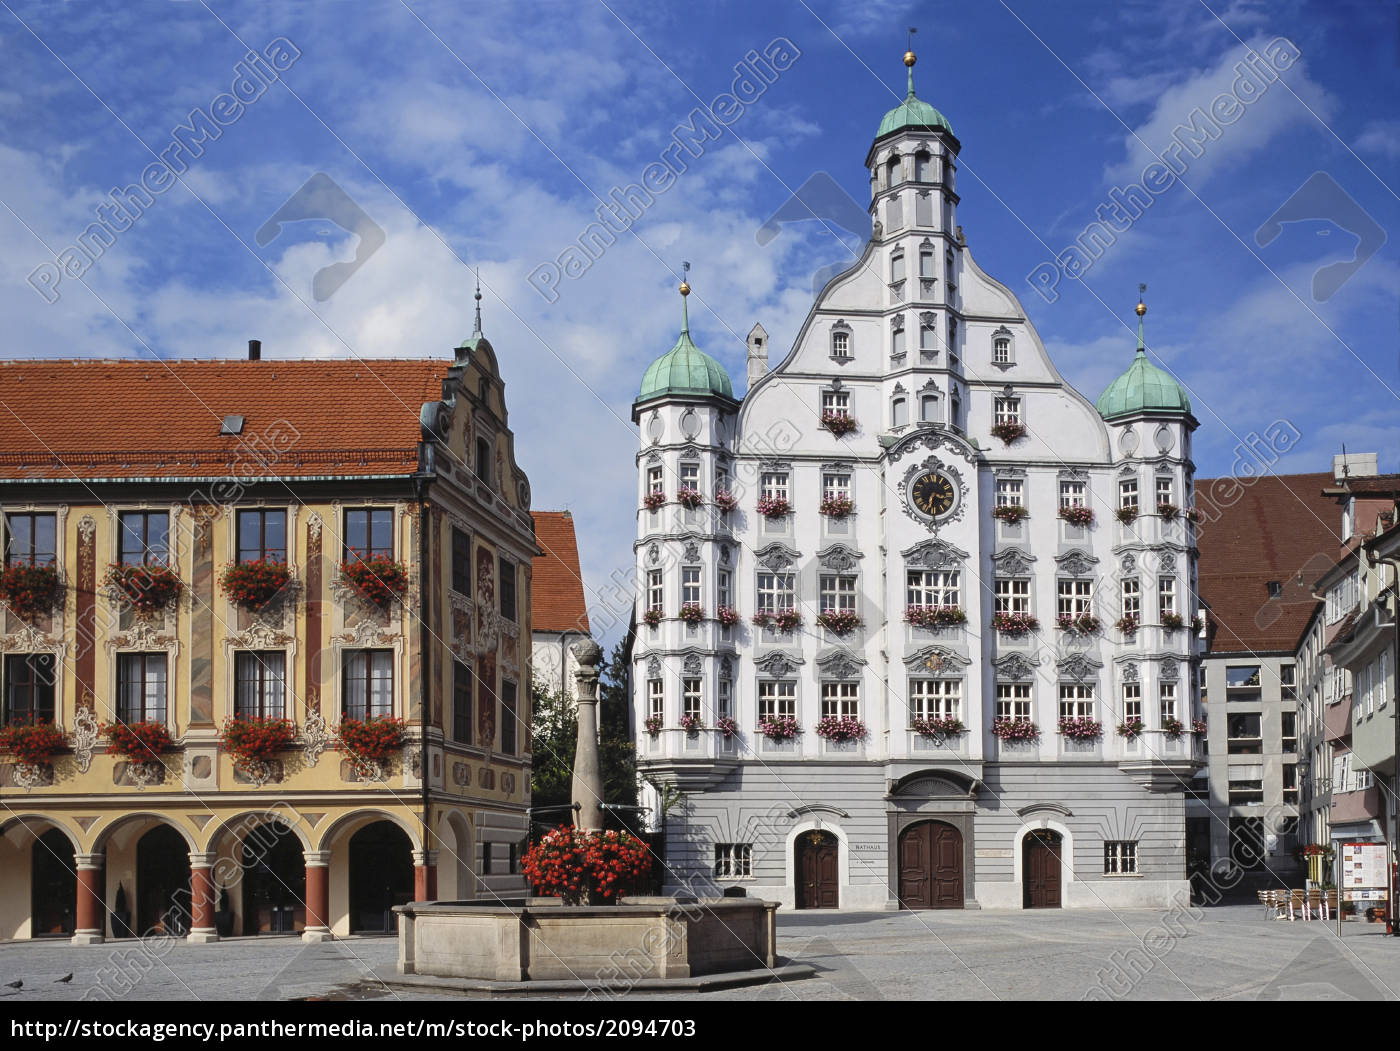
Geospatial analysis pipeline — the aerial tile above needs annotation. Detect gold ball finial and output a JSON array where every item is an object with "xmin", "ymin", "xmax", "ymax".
[
  {"xmin": 679, "ymin": 281, "xmax": 690, "ymax": 296},
  {"xmin": 904, "ymin": 49, "xmax": 916, "ymax": 67},
  {"xmin": 1135, "ymin": 301, "xmax": 1147, "ymax": 317}
]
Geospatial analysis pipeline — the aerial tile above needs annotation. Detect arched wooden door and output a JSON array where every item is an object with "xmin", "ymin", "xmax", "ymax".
[
  {"xmin": 348, "ymin": 822, "xmax": 414, "ymax": 933},
  {"xmin": 241, "ymin": 823, "xmax": 307, "ymax": 935},
  {"xmin": 1023, "ymin": 830, "xmax": 1063, "ymax": 908},
  {"xmin": 794, "ymin": 830, "xmax": 839, "ymax": 909},
  {"xmin": 136, "ymin": 826, "xmax": 191, "ymax": 936},
  {"xmin": 31, "ymin": 829, "xmax": 76, "ymax": 936},
  {"xmin": 898, "ymin": 820, "xmax": 963, "ymax": 909}
]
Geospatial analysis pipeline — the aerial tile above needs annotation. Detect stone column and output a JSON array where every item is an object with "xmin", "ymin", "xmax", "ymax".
[
  {"xmin": 186, "ymin": 852, "xmax": 218, "ymax": 943},
  {"xmin": 72, "ymin": 853, "xmax": 105, "ymax": 945},
  {"xmin": 412, "ymin": 849, "xmax": 439, "ymax": 902},
  {"xmin": 302, "ymin": 850, "xmax": 333, "ymax": 943},
  {"xmin": 570, "ymin": 639, "xmax": 605, "ymax": 832}
]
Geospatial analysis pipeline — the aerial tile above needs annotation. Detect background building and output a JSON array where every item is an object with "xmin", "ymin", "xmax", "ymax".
[
  {"xmin": 529, "ymin": 511, "xmax": 592, "ymax": 701},
  {"xmin": 0, "ymin": 324, "xmax": 535, "ymax": 943},
  {"xmin": 630, "ymin": 52, "xmax": 1203, "ymax": 911}
]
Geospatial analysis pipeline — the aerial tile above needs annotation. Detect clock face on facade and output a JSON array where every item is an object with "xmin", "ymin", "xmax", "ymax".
[{"xmin": 910, "ymin": 471, "xmax": 957, "ymax": 519}]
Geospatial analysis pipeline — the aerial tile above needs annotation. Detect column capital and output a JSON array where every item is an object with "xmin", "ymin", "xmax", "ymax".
[
  {"xmin": 412, "ymin": 849, "xmax": 440, "ymax": 867},
  {"xmin": 303, "ymin": 849, "xmax": 331, "ymax": 867},
  {"xmin": 188, "ymin": 851, "xmax": 217, "ymax": 869},
  {"xmin": 74, "ymin": 853, "xmax": 105, "ymax": 871}
]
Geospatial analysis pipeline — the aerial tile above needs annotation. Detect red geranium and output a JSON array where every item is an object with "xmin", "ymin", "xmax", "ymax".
[
  {"xmin": 219, "ymin": 559, "xmax": 291, "ymax": 611},
  {"xmin": 338, "ymin": 715, "xmax": 407, "ymax": 776},
  {"xmin": 102, "ymin": 720, "xmax": 174, "ymax": 762},
  {"xmin": 522, "ymin": 825, "xmax": 653, "ymax": 905},
  {"xmin": 340, "ymin": 554, "xmax": 408, "ymax": 610},
  {"xmin": 218, "ymin": 716, "xmax": 297, "ymax": 767},
  {"xmin": 0, "ymin": 721, "xmax": 67, "ymax": 765},
  {"xmin": 105, "ymin": 563, "xmax": 181, "ymax": 614},
  {"xmin": 0, "ymin": 563, "xmax": 63, "ymax": 620}
]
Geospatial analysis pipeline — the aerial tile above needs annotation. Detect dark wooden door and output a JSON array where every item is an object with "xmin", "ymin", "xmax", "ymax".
[
  {"xmin": 348, "ymin": 821, "xmax": 414, "ymax": 933},
  {"xmin": 795, "ymin": 831, "xmax": 839, "ymax": 909},
  {"xmin": 899, "ymin": 821, "xmax": 963, "ymax": 909},
  {"xmin": 136, "ymin": 826, "xmax": 191, "ymax": 936},
  {"xmin": 31, "ymin": 829, "xmax": 76, "ymax": 936},
  {"xmin": 930, "ymin": 822, "xmax": 964, "ymax": 908},
  {"xmin": 1023, "ymin": 831, "xmax": 1063, "ymax": 908},
  {"xmin": 241, "ymin": 824, "xmax": 307, "ymax": 935}
]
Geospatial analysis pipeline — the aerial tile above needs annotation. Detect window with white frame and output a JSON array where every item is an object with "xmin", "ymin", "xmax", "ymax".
[
  {"xmin": 718, "ymin": 678, "xmax": 732, "ymax": 720},
  {"xmin": 831, "ymin": 329, "xmax": 851, "ymax": 359},
  {"xmin": 995, "ymin": 577, "xmax": 1030, "ymax": 614},
  {"xmin": 891, "ymin": 324, "xmax": 906, "ymax": 357},
  {"xmin": 822, "ymin": 473, "xmax": 851, "ymax": 502},
  {"xmin": 919, "ymin": 250, "xmax": 935, "ymax": 279},
  {"xmin": 1119, "ymin": 478, "xmax": 1139, "ymax": 511},
  {"xmin": 1104, "ymin": 841, "xmax": 1137, "ymax": 875},
  {"xmin": 1160, "ymin": 682, "xmax": 1178, "ymax": 721},
  {"xmin": 714, "ymin": 843, "xmax": 752, "ymax": 878},
  {"xmin": 1058, "ymin": 579, "xmax": 1093, "ymax": 616},
  {"xmin": 1121, "ymin": 683, "xmax": 1142, "ymax": 724},
  {"xmin": 117, "ymin": 653, "xmax": 168, "ymax": 724},
  {"xmin": 996, "ymin": 478, "xmax": 1023, "ymax": 508},
  {"xmin": 1059, "ymin": 682, "xmax": 1095, "ymax": 720},
  {"xmin": 993, "ymin": 396, "xmax": 1021, "ymax": 425},
  {"xmin": 680, "ymin": 462, "xmax": 700, "ymax": 491},
  {"xmin": 996, "ymin": 682, "xmax": 1032, "ymax": 720},
  {"xmin": 717, "ymin": 569, "xmax": 732, "ymax": 610},
  {"xmin": 714, "ymin": 464, "xmax": 730, "ymax": 494},
  {"xmin": 1365, "ymin": 663, "xmax": 1374, "ymax": 716},
  {"xmin": 760, "ymin": 472, "xmax": 789, "ymax": 502},
  {"xmin": 342, "ymin": 650, "xmax": 391, "ymax": 721},
  {"xmin": 1121, "ymin": 578, "xmax": 1140, "ymax": 619},
  {"xmin": 648, "ymin": 679, "xmax": 663, "ymax": 722},
  {"xmin": 1380, "ymin": 651, "xmax": 1389, "ymax": 708},
  {"xmin": 683, "ymin": 678, "xmax": 702, "ymax": 721},
  {"xmin": 892, "ymin": 396, "xmax": 908, "ymax": 428},
  {"xmin": 1159, "ymin": 577, "xmax": 1177, "ymax": 618},
  {"xmin": 756, "ymin": 571, "xmax": 795, "ymax": 613},
  {"xmin": 820, "ymin": 574, "xmax": 857, "ymax": 613},
  {"xmin": 1156, "ymin": 477, "xmax": 1174, "ymax": 508},
  {"xmin": 920, "ymin": 323, "xmax": 937, "ymax": 353},
  {"xmin": 758, "ymin": 680, "xmax": 795, "ymax": 720},
  {"xmin": 890, "ymin": 251, "xmax": 905, "ymax": 283},
  {"xmin": 681, "ymin": 566, "xmax": 701, "ymax": 606},
  {"xmin": 907, "ymin": 569, "xmax": 959, "ymax": 606},
  {"xmin": 910, "ymin": 679, "xmax": 960, "ymax": 721},
  {"xmin": 821, "ymin": 681, "xmax": 860, "ymax": 719},
  {"xmin": 647, "ymin": 569, "xmax": 663, "ymax": 612},
  {"xmin": 993, "ymin": 336, "xmax": 1011, "ymax": 364},
  {"xmin": 1059, "ymin": 480, "xmax": 1087, "ymax": 509},
  {"xmin": 821, "ymin": 389, "xmax": 851, "ymax": 418},
  {"xmin": 920, "ymin": 393, "xmax": 940, "ymax": 423},
  {"xmin": 647, "ymin": 466, "xmax": 664, "ymax": 496}
]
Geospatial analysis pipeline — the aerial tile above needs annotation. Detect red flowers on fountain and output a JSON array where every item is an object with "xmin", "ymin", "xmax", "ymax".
[
  {"xmin": 523, "ymin": 825, "xmax": 653, "ymax": 906},
  {"xmin": 105, "ymin": 563, "xmax": 181, "ymax": 615},
  {"xmin": 0, "ymin": 563, "xmax": 63, "ymax": 620},
  {"xmin": 219, "ymin": 559, "xmax": 292, "ymax": 611},
  {"xmin": 219, "ymin": 716, "xmax": 297, "ymax": 769},
  {"xmin": 337, "ymin": 714, "xmax": 407, "ymax": 777},
  {"xmin": 340, "ymin": 553, "xmax": 408, "ymax": 610},
  {"xmin": 0, "ymin": 721, "xmax": 67, "ymax": 765},
  {"xmin": 102, "ymin": 720, "xmax": 174, "ymax": 762}
]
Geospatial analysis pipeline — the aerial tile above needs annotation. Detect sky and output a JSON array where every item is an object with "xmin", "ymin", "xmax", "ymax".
[{"xmin": 1, "ymin": 0, "xmax": 1397, "ymax": 654}]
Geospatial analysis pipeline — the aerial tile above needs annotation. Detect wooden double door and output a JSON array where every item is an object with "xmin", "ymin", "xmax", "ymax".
[
  {"xmin": 897, "ymin": 820, "xmax": 963, "ymax": 909},
  {"xmin": 1023, "ymin": 830, "xmax": 1063, "ymax": 908},
  {"xmin": 795, "ymin": 831, "xmax": 839, "ymax": 909}
]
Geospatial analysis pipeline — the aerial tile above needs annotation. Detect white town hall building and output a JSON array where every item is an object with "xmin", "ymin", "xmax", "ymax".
[{"xmin": 630, "ymin": 51, "xmax": 1203, "ymax": 909}]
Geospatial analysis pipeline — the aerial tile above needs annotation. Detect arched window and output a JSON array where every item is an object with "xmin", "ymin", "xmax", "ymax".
[
  {"xmin": 886, "ymin": 155, "xmax": 901, "ymax": 188},
  {"xmin": 891, "ymin": 325, "xmax": 906, "ymax": 358},
  {"xmin": 892, "ymin": 397, "xmax": 908, "ymax": 428},
  {"xmin": 994, "ymin": 337, "xmax": 1012, "ymax": 364},
  {"xmin": 475, "ymin": 437, "xmax": 491, "ymax": 485},
  {"xmin": 890, "ymin": 251, "xmax": 905, "ymax": 283},
  {"xmin": 920, "ymin": 393, "xmax": 939, "ymax": 423},
  {"xmin": 950, "ymin": 390, "xmax": 962, "ymax": 430},
  {"xmin": 915, "ymin": 150, "xmax": 932, "ymax": 182},
  {"xmin": 920, "ymin": 323, "xmax": 937, "ymax": 354}
]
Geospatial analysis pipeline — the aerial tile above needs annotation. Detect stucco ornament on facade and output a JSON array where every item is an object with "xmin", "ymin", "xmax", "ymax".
[
  {"xmin": 72, "ymin": 706, "xmax": 99, "ymax": 773},
  {"xmin": 753, "ymin": 652, "xmax": 804, "ymax": 677}
]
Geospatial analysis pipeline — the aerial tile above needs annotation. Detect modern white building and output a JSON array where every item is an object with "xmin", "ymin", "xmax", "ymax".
[{"xmin": 631, "ymin": 51, "xmax": 1204, "ymax": 910}]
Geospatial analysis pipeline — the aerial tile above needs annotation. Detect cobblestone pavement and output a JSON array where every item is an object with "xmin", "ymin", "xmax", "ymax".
[{"xmin": 0, "ymin": 905, "xmax": 1396, "ymax": 1001}]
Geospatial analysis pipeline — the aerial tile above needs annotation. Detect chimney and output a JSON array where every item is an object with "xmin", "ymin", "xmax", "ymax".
[
  {"xmin": 248, "ymin": 339, "xmax": 262, "ymax": 362},
  {"xmin": 746, "ymin": 323, "xmax": 769, "ymax": 388},
  {"xmin": 1333, "ymin": 451, "xmax": 1378, "ymax": 483}
]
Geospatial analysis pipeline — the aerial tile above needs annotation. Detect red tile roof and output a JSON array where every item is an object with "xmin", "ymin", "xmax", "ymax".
[
  {"xmin": 1196, "ymin": 472, "xmax": 1340, "ymax": 653},
  {"xmin": 0, "ymin": 358, "xmax": 446, "ymax": 479},
  {"xmin": 531, "ymin": 511, "xmax": 589, "ymax": 634}
]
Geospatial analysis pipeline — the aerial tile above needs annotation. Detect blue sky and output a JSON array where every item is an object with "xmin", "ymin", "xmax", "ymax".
[{"xmin": 1, "ymin": 0, "xmax": 1397, "ymax": 652}]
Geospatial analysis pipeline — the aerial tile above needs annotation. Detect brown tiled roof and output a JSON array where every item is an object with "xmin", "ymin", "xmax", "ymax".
[
  {"xmin": 1196, "ymin": 472, "xmax": 1340, "ymax": 653},
  {"xmin": 531, "ymin": 511, "xmax": 589, "ymax": 634},
  {"xmin": 0, "ymin": 358, "xmax": 446, "ymax": 479},
  {"xmin": 1321, "ymin": 474, "xmax": 1400, "ymax": 495}
]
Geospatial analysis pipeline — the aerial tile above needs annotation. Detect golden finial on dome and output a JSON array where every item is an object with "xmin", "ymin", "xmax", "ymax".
[
  {"xmin": 679, "ymin": 281, "xmax": 690, "ymax": 296},
  {"xmin": 904, "ymin": 49, "xmax": 916, "ymax": 67}
]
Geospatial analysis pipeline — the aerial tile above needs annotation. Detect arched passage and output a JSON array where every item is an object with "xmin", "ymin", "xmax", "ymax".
[
  {"xmin": 240, "ymin": 822, "xmax": 306, "ymax": 935},
  {"xmin": 347, "ymin": 821, "xmax": 413, "ymax": 933},
  {"xmin": 136, "ymin": 826, "xmax": 191, "ymax": 937},
  {"xmin": 31, "ymin": 828, "xmax": 77, "ymax": 936}
]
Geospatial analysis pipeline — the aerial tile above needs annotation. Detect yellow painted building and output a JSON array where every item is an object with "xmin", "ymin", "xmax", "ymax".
[{"xmin": 0, "ymin": 327, "xmax": 535, "ymax": 944}]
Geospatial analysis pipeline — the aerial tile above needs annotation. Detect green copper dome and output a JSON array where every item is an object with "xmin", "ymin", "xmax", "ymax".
[
  {"xmin": 636, "ymin": 288, "xmax": 734, "ymax": 403},
  {"xmin": 1096, "ymin": 304, "xmax": 1191, "ymax": 419},
  {"xmin": 876, "ymin": 56, "xmax": 953, "ymax": 139}
]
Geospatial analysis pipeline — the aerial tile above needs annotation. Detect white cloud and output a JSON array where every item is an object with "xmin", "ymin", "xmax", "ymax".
[{"xmin": 1355, "ymin": 120, "xmax": 1400, "ymax": 159}]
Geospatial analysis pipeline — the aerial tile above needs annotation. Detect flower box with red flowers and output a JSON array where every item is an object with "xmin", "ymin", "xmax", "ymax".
[
  {"xmin": 1183, "ymin": 508, "xmax": 1200, "ymax": 524},
  {"xmin": 103, "ymin": 720, "xmax": 174, "ymax": 762},
  {"xmin": 337, "ymin": 715, "xmax": 406, "ymax": 775},
  {"xmin": 644, "ymin": 714, "xmax": 662, "ymax": 736},
  {"xmin": 752, "ymin": 608, "xmax": 801, "ymax": 631},
  {"xmin": 219, "ymin": 558, "xmax": 292, "ymax": 611},
  {"xmin": 992, "ymin": 717, "xmax": 1039, "ymax": 741},
  {"xmin": 815, "ymin": 716, "xmax": 866, "ymax": 742},
  {"xmin": 1161, "ymin": 612, "xmax": 1185, "ymax": 631},
  {"xmin": 992, "ymin": 611, "xmax": 1040, "ymax": 636},
  {"xmin": 1116, "ymin": 719, "xmax": 1145, "ymax": 739},
  {"xmin": 1157, "ymin": 502, "xmax": 1180, "ymax": 520},
  {"xmin": 818, "ymin": 494, "xmax": 855, "ymax": 518},
  {"xmin": 1058, "ymin": 505, "xmax": 1095, "ymax": 527},
  {"xmin": 678, "ymin": 602, "xmax": 705, "ymax": 624},
  {"xmin": 0, "ymin": 563, "xmax": 63, "ymax": 620},
  {"xmin": 340, "ymin": 554, "xmax": 408, "ymax": 610},
  {"xmin": 990, "ymin": 421, "xmax": 1027, "ymax": 445},
  {"xmin": 642, "ymin": 608, "xmax": 662, "ymax": 627},
  {"xmin": 1115, "ymin": 505, "xmax": 1140, "ymax": 525},
  {"xmin": 678, "ymin": 714, "xmax": 704, "ymax": 733},
  {"xmin": 1115, "ymin": 614, "xmax": 1140, "ymax": 634},
  {"xmin": 815, "ymin": 609, "xmax": 862, "ymax": 635},
  {"xmin": 821, "ymin": 411, "xmax": 858, "ymax": 437},
  {"xmin": 522, "ymin": 825, "xmax": 653, "ymax": 906},
  {"xmin": 1058, "ymin": 717, "xmax": 1103, "ymax": 740},
  {"xmin": 991, "ymin": 504, "xmax": 1029, "ymax": 524},
  {"xmin": 716, "ymin": 716, "xmax": 739, "ymax": 739},
  {"xmin": 757, "ymin": 716, "xmax": 799, "ymax": 740},
  {"xmin": 716, "ymin": 605, "xmax": 740, "ymax": 627},
  {"xmin": 1056, "ymin": 612, "xmax": 1101, "ymax": 635},
  {"xmin": 911, "ymin": 716, "xmax": 966, "ymax": 738},
  {"xmin": 1162, "ymin": 717, "xmax": 1186, "ymax": 739},
  {"xmin": 755, "ymin": 495, "xmax": 791, "ymax": 519},
  {"xmin": 643, "ymin": 491, "xmax": 667, "ymax": 512},
  {"xmin": 0, "ymin": 721, "xmax": 67, "ymax": 765},
  {"xmin": 676, "ymin": 487, "xmax": 704, "ymax": 509},
  {"xmin": 713, "ymin": 489, "xmax": 740, "ymax": 513},
  {"xmin": 1191, "ymin": 718, "xmax": 1207, "ymax": 735},
  {"xmin": 904, "ymin": 605, "xmax": 967, "ymax": 628},
  {"xmin": 105, "ymin": 562, "xmax": 181, "ymax": 615},
  {"xmin": 218, "ymin": 716, "xmax": 297, "ymax": 768}
]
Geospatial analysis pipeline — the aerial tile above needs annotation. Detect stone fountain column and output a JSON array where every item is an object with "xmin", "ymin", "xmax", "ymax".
[{"xmin": 570, "ymin": 639, "xmax": 605, "ymax": 833}]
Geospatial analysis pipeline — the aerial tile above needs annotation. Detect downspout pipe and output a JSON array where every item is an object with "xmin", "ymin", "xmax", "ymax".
[{"xmin": 413, "ymin": 465, "xmax": 432, "ymax": 886}]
